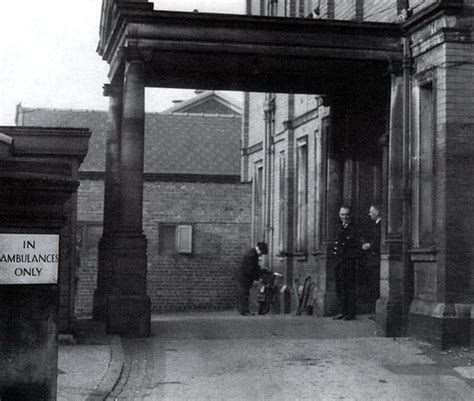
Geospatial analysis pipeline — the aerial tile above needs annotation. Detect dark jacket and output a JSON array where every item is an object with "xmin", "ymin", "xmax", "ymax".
[
  {"xmin": 237, "ymin": 248, "xmax": 262, "ymax": 287},
  {"xmin": 332, "ymin": 221, "xmax": 362, "ymax": 264},
  {"xmin": 366, "ymin": 220, "xmax": 381, "ymax": 267}
]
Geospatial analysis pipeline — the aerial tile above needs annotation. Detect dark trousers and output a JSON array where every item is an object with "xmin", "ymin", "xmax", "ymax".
[
  {"xmin": 368, "ymin": 263, "xmax": 381, "ymax": 306},
  {"xmin": 335, "ymin": 259, "xmax": 357, "ymax": 318},
  {"xmin": 236, "ymin": 283, "xmax": 251, "ymax": 314}
]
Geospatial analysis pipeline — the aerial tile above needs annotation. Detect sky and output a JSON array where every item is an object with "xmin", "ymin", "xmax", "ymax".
[{"xmin": 0, "ymin": 0, "xmax": 245, "ymax": 125}]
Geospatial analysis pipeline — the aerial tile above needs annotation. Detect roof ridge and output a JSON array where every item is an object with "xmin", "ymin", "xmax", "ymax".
[
  {"xmin": 19, "ymin": 107, "xmax": 241, "ymax": 118},
  {"xmin": 156, "ymin": 112, "xmax": 241, "ymax": 118},
  {"xmin": 161, "ymin": 91, "xmax": 242, "ymax": 114},
  {"xmin": 19, "ymin": 106, "xmax": 108, "ymax": 114}
]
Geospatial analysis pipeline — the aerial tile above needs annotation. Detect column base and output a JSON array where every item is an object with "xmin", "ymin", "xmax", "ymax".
[
  {"xmin": 314, "ymin": 289, "xmax": 338, "ymax": 316},
  {"xmin": 92, "ymin": 289, "xmax": 108, "ymax": 322},
  {"xmin": 107, "ymin": 295, "xmax": 151, "ymax": 337},
  {"xmin": 93, "ymin": 234, "xmax": 118, "ymax": 321},
  {"xmin": 376, "ymin": 241, "xmax": 405, "ymax": 337},
  {"xmin": 407, "ymin": 300, "xmax": 473, "ymax": 349},
  {"xmin": 376, "ymin": 297, "xmax": 403, "ymax": 337},
  {"xmin": 313, "ymin": 254, "xmax": 338, "ymax": 316},
  {"xmin": 93, "ymin": 232, "xmax": 150, "ymax": 336}
]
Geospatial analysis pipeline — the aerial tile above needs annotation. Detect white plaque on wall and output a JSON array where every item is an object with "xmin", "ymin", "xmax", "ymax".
[{"xmin": 0, "ymin": 234, "xmax": 59, "ymax": 284}]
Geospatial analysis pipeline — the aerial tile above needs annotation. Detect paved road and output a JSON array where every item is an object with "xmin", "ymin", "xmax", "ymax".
[{"xmin": 106, "ymin": 312, "xmax": 474, "ymax": 401}]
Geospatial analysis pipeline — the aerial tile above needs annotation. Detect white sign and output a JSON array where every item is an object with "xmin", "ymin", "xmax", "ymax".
[{"xmin": 0, "ymin": 234, "xmax": 59, "ymax": 284}]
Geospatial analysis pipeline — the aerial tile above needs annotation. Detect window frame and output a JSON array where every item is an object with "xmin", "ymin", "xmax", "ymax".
[
  {"xmin": 278, "ymin": 150, "xmax": 287, "ymax": 253},
  {"xmin": 267, "ymin": 0, "xmax": 278, "ymax": 16},
  {"xmin": 411, "ymin": 69, "xmax": 436, "ymax": 248},
  {"xmin": 158, "ymin": 223, "xmax": 194, "ymax": 255},
  {"xmin": 252, "ymin": 161, "xmax": 265, "ymax": 243},
  {"xmin": 296, "ymin": 136, "xmax": 309, "ymax": 252}
]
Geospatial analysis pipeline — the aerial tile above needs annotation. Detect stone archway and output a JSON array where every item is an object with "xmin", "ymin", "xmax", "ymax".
[{"xmin": 95, "ymin": 0, "xmax": 403, "ymax": 336}]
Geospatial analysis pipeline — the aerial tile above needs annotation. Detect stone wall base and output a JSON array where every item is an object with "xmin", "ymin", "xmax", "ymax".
[
  {"xmin": 313, "ymin": 288, "xmax": 338, "ymax": 317},
  {"xmin": 0, "ymin": 286, "xmax": 58, "ymax": 401},
  {"xmin": 107, "ymin": 295, "xmax": 151, "ymax": 337},
  {"xmin": 376, "ymin": 297, "xmax": 404, "ymax": 337},
  {"xmin": 92, "ymin": 289, "xmax": 108, "ymax": 322},
  {"xmin": 93, "ymin": 234, "xmax": 116, "ymax": 321},
  {"xmin": 407, "ymin": 300, "xmax": 473, "ymax": 349}
]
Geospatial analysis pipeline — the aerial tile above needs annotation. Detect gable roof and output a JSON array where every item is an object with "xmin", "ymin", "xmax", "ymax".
[
  {"xmin": 162, "ymin": 91, "xmax": 242, "ymax": 115},
  {"xmin": 16, "ymin": 105, "xmax": 242, "ymax": 176}
]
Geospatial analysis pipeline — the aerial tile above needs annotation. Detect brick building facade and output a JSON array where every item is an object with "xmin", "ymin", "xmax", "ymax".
[
  {"xmin": 16, "ymin": 92, "xmax": 252, "ymax": 317},
  {"xmin": 244, "ymin": 0, "xmax": 474, "ymax": 347}
]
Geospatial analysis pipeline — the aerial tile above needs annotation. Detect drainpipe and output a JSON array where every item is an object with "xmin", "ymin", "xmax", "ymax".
[
  {"xmin": 402, "ymin": 35, "xmax": 413, "ymax": 331},
  {"xmin": 263, "ymin": 99, "xmax": 274, "ymax": 269}
]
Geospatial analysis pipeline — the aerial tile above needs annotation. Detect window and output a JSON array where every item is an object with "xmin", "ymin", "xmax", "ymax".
[
  {"xmin": 267, "ymin": 0, "xmax": 278, "ymax": 16},
  {"xmin": 159, "ymin": 224, "xmax": 193, "ymax": 255},
  {"xmin": 265, "ymin": 94, "xmax": 276, "ymax": 137},
  {"xmin": 412, "ymin": 79, "xmax": 435, "ymax": 247},
  {"xmin": 278, "ymin": 151, "xmax": 287, "ymax": 252},
  {"xmin": 253, "ymin": 162, "xmax": 264, "ymax": 242},
  {"xmin": 313, "ymin": 129, "xmax": 322, "ymax": 250},
  {"xmin": 296, "ymin": 137, "xmax": 308, "ymax": 252}
]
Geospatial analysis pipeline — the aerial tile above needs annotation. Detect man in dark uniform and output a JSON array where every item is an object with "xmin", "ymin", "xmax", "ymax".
[
  {"xmin": 362, "ymin": 204, "xmax": 382, "ymax": 311},
  {"xmin": 332, "ymin": 205, "xmax": 362, "ymax": 321},
  {"xmin": 236, "ymin": 242, "xmax": 268, "ymax": 316}
]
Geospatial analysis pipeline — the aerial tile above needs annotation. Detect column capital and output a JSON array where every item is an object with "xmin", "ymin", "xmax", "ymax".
[
  {"xmin": 103, "ymin": 83, "xmax": 123, "ymax": 97},
  {"xmin": 119, "ymin": 46, "xmax": 153, "ymax": 64},
  {"xmin": 388, "ymin": 59, "xmax": 403, "ymax": 76}
]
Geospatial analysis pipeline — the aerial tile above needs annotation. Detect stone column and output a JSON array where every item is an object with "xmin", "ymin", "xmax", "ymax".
[
  {"xmin": 406, "ymin": 30, "xmax": 474, "ymax": 348},
  {"xmin": 325, "ymin": 98, "xmax": 344, "ymax": 242},
  {"xmin": 376, "ymin": 72, "xmax": 405, "ymax": 337},
  {"xmin": 94, "ymin": 82, "xmax": 123, "ymax": 322},
  {"xmin": 106, "ymin": 58, "xmax": 150, "ymax": 336},
  {"xmin": 319, "ymin": 97, "xmax": 344, "ymax": 316}
]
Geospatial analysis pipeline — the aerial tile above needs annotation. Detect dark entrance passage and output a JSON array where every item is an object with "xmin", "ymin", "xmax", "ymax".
[
  {"xmin": 96, "ymin": 0, "xmax": 402, "ymax": 335},
  {"xmin": 320, "ymin": 77, "xmax": 388, "ymax": 316},
  {"xmin": 334, "ymin": 79, "xmax": 388, "ymax": 314}
]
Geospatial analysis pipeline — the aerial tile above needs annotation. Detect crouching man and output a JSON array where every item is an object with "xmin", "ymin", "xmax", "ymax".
[{"xmin": 236, "ymin": 242, "xmax": 268, "ymax": 316}]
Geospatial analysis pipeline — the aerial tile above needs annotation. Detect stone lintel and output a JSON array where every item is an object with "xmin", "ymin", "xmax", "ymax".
[
  {"xmin": 101, "ymin": 8, "xmax": 402, "ymax": 92},
  {"xmin": 0, "ymin": 126, "xmax": 91, "ymax": 164},
  {"xmin": 0, "ymin": 133, "xmax": 13, "ymax": 158}
]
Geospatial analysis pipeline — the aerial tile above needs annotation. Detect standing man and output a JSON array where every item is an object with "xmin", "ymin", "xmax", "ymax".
[
  {"xmin": 332, "ymin": 205, "xmax": 362, "ymax": 321},
  {"xmin": 362, "ymin": 204, "xmax": 382, "ymax": 312},
  {"xmin": 236, "ymin": 242, "xmax": 268, "ymax": 316}
]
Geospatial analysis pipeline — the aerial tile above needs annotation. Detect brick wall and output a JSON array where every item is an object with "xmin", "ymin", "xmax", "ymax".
[
  {"xmin": 148, "ymin": 222, "xmax": 251, "ymax": 312},
  {"xmin": 75, "ymin": 179, "xmax": 252, "ymax": 316}
]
